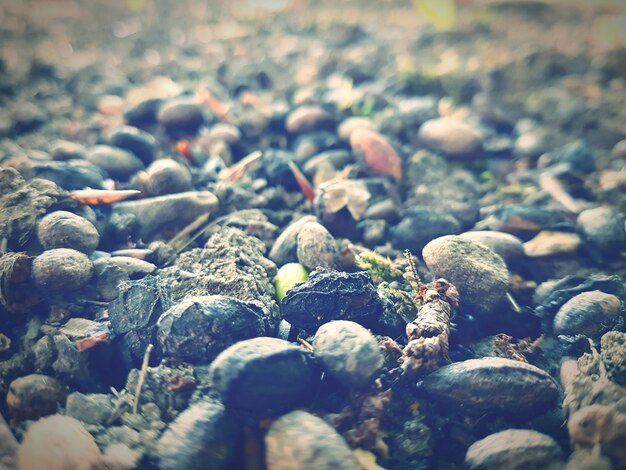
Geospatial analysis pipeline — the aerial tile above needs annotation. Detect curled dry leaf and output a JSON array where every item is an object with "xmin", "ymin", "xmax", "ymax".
[
  {"xmin": 349, "ymin": 128, "xmax": 402, "ymax": 181},
  {"xmin": 317, "ymin": 179, "xmax": 371, "ymax": 220},
  {"xmin": 70, "ymin": 189, "xmax": 141, "ymax": 205}
]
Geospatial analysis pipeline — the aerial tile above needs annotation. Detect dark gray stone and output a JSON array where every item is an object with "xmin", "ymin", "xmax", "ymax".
[
  {"xmin": 391, "ymin": 207, "xmax": 462, "ymax": 253},
  {"xmin": 109, "ymin": 126, "xmax": 159, "ymax": 164},
  {"xmin": 85, "ymin": 145, "xmax": 145, "ymax": 181},
  {"xmin": 66, "ymin": 392, "xmax": 114, "ymax": 425}
]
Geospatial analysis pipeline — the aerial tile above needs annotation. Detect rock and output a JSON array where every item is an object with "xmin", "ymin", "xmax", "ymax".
[
  {"xmin": 109, "ymin": 126, "xmax": 158, "ymax": 164},
  {"xmin": 523, "ymin": 231, "xmax": 581, "ymax": 257},
  {"xmin": 514, "ymin": 131, "xmax": 547, "ymax": 159},
  {"xmin": 269, "ymin": 215, "xmax": 317, "ymax": 266},
  {"xmin": 349, "ymin": 128, "xmax": 402, "ymax": 180},
  {"xmin": 144, "ymin": 159, "xmax": 192, "ymax": 196},
  {"xmin": 29, "ymin": 159, "xmax": 105, "ymax": 190},
  {"xmin": 85, "ymin": 145, "xmax": 145, "ymax": 181},
  {"xmin": 296, "ymin": 220, "xmax": 338, "ymax": 270},
  {"xmin": 337, "ymin": 116, "xmax": 376, "ymax": 139},
  {"xmin": 577, "ymin": 207, "xmax": 625, "ymax": 256},
  {"xmin": 65, "ymin": 392, "xmax": 114, "ymax": 425},
  {"xmin": 391, "ymin": 207, "xmax": 462, "ymax": 253},
  {"xmin": 418, "ymin": 117, "xmax": 482, "ymax": 157},
  {"xmin": 124, "ymin": 98, "xmax": 163, "ymax": 126},
  {"xmin": 107, "ymin": 256, "xmax": 156, "ymax": 278},
  {"xmin": 421, "ymin": 357, "xmax": 558, "ymax": 416},
  {"xmin": 111, "ymin": 191, "xmax": 218, "ymax": 241},
  {"xmin": 37, "ymin": 211, "xmax": 100, "ymax": 254},
  {"xmin": 313, "ymin": 320, "xmax": 383, "ymax": 388},
  {"xmin": 158, "ymin": 99, "xmax": 206, "ymax": 137},
  {"xmin": 208, "ymin": 337, "xmax": 318, "ymax": 417},
  {"xmin": 265, "ymin": 410, "xmax": 361, "ymax": 470},
  {"xmin": 102, "ymin": 443, "xmax": 141, "ymax": 470},
  {"xmin": 459, "ymin": 231, "xmax": 525, "ymax": 265},
  {"xmin": 6, "ymin": 374, "xmax": 68, "ymax": 420},
  {"xmin": 157, "ymin": 295, "xmax": 266, "ymax": 363},
  {"xmin": 93, "ymin": 258, "xmax": 130, "ymax": 301},
  {"xmin": 465, "ymin": 429, "xmax": 563, "ymax": 470},
  {"xmin": 281, "ymin": 268, "xmax": 383, "ymax": 331},
  {"xmin": 567, "ymin": 405, "xmax": 626, "ymax": 465},
  {"xmin": 156, "ymin": 400, "xmax": 237, "ymax": 470},
  {"xmin": 612, "ymin": 139, "xmax": 626, "ymax": 159},
  {"xmin": 422, "ymin": 235, "xmax": 510, "ymax": 318},
  {"xmin": 49, "ymin": 140, "xmax": 87, "ymax": 161},
  {"xmin": 285, "ymin": 105, "xmax": 335, "ymax": 134},
  {"xmin": 553, "ymin": 291, "xmax": 622, "ymax": 337},
  {"xmin": 0, "ymin": 412, "xmax": 18, "ymax": 469},
  {"xmin": 601, "ymin": 331, "xmax": 626, "ymax": 385},
  {"xmin": 17, "ymin": 415, "xmax": 103, "ymax": 470},
  {"xmin": 32, "ymin": 248, "xmax": 93, "ymax": 291},
  {"xmin": 538, "ymin": 140, "xmax": 595, "ymax": 173},
  {"xmin": 476, "ymin": 205, "xmax": 573, "ymax": 239}
]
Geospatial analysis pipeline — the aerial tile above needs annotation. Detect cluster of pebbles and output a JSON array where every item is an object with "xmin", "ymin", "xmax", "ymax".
[{"xmin": 1, "ymin": 0, "xmax": 626, "ymax": 469}]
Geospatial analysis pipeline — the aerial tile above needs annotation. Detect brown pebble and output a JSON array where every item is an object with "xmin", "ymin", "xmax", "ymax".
[
  {"xmin": 285, "ymin": 105, "xmax": 335, "ymax": 134},
  {"xmin": 144, "ymin": 159, "xmax": 192, "ymax": 196},
  {"xmin": 32, "ymin": 248, "xmax": 93, "ymax": 291},
  {"xmin": 7, "ymin": 374, "xmax": 68, "ymax": 420},
  {"xmin": 418, "ymin": 117, "xmax": 482, "ymax": 157},
  {"xmin": 37, "ymin": 211, "xmax": 100, "ymax": 253}
]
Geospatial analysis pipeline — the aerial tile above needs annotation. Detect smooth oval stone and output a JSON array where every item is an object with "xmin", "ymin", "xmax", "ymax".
[
  {"xmin": 32, "ymin": 248, "xmax": 93, "ymax": 291},
  {"xmin": 296, "ymin": 221, "xmax": 337, "ymax": 270},
  {"xmin": 208, "ymin": 123, "xmax": 241, "ymax": 144},
  {"xmin": 265, "ymin": 410, "xmax": 361, "ymax": 470},
  {"xmin": 37, "ymin": 211, "xmax": 99, "ymax": 254},
  {"xmin": 85, "ymin": 145, "xmax": 144, "ymax": 181},
  {"xmin": 208, "ymin": 337, "xmax": 318, "ymax": 417},
  {"xmin": 391, "ymin": 207, "xmax": 462, "ymax": 253},
  {"xmin": 418, "ymin": 117, "xmax": 482, "ymax": 157},
  {"xmin": 553, "ymin": 290, "xmax": 622, "ymax": 337},
  {"xmin": 459, "ymin": 231, "xmax": 525, "ymax": 265},
  {"xmin": 422, "ymin": 235, "xmax": 509, "ymax": 318},
  {"xmin": 156, "ymin": 400, "xmax": 237, "ymax": 470},
  {"xmin": 158, "ymin": 99, "xmax": 206, "ymax": 137},
  {"xmin": 268, "ymin": 215, "xmax": 317, "ymax": 266},
  {"xmin": 313, "ymin": 320, "xmax": 383, "ymax": 388},
  {"xmin": 421, "ymin": 357, "xmax": 558, "ymax": 416},
  {"xmin": 465, "ymin": 429, "xmax": 563, "ymax": 470},
  {"xmin": 144, "ymin": 159, "xmax": 193, "ymax": 196},
  {"xmin": 49, "ymin": 140, "xmax": 86, "ymax": 161},
  {"xmin": 106, "ymin": 256, "xmax": 156, "ymax": 278},
  {"xmin": 7, "ymin": 374, "xmax": 69, "ymax": 420},
  {"xmin": 577, "ymin": 207, "xmax": 625, "ymax": 256},
  {"xmin": 109, "ymin": 125, "xmax": 159, "ymax": 164},
  {"xmin": 337, "ymin": 116, "xmax": 376, "ymax": 139},
  {"xmin": 157, "ymin": 295, "xmax": 266, "ymax": 363},
  {"xmin": 523, "ymin": 231, "xmax": 581, "ymax": 257},
  {"xmin": 285, "ymin": 105, "xmax": 335, "ymax": 134},
  {"xmin": 349, "ymin": 128, "xmax": 402, "ymax": 180}
]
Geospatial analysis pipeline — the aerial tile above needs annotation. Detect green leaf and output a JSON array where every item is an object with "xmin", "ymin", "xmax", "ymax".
[{"xmin": 413, "ymin": 0, "xmax": 457, "ymax": 31}]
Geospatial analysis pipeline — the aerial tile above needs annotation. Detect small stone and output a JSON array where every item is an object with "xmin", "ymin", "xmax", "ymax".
[
  {"xmin": 157, "ymin": 295, "xmax": 266, "ymax": 363},
  {"xmin": 391, "ymin": 207, "xmax": 462, "ymax": 253},
  {"xmin": 158, "ymin": 99, "xmax": 207, "ymax": 137},
  {"xmin": 109, "ymin": 126, "xmax": 159, "ymax": 164},
  {"xmin": 268, "ymin": 215, "xmax": 317, "ymax": 266},
  {"xmin": 313, "ymin": 320, "xmax": 383, "ymax": 388},
  {"xmin": 97, "ymin": 94, "xmax": 125, "ymax": 115},
  {"xmin": 29, "ymin": 159, "xmax": 105, "ymax": 190},
  {"xmin": 124, "ymin": 98, "xmax": 163, "ymax": 127},
  {"xmin": 421, "ymin": 357, "xmax": 558, "ymax": 416},
  {"xmin": 32, "ymin": 248, "xmax": 93, "ymax": 291},
  {"xmin": 156, "ymin": 400, "xmax": 237, "ymax": 470},
  {"xmin": 285, "ymin": 105, "xmax": 335, "ymax": 134},
  {"xmin": 337, "ymin": 116, "xmax": 376, "ymax": 139},
  {"xmin": 49, "ymin": 140, "xmax": 86, "ymax": 161},
  {"xmin": 514, "ymin": 131, "xmax": 546, "ymax": 159},
  {"xmin": 296, "ymin": 221, "xmax": 338, "ymax": 270},
  {"xmin": 612, "ymin": 139, "xmax": 626, "ymax": 159},
  {"xmin": 601, "ymin": 331, "xmax": 626, "ymax": 385},
  {"xmin": 102, "ymin": 443, "xmax": 141, "ymax": 470},
  {"xmin": 208, "ymin": 337, "xmax": 318, "ymax": 417},
  {"xmin": 6, "ymin": 374, "xmax": 68, "ymax": 420},
  {"xmin": 17, "ymin": 415, "xmax": 103, "ymax": 470},
  {"xmin": 465, "ymin": 429, "xmax": 563, "ymax": 470},
  {"xmin": 422, "ymin": 235, "xmax": 509, "ymax": 318},
  {"xmin": 459, "ymin": 231, "xmax": 525, "ymax": 265},
  {"xmin": 85, "ymin": 145, "xmax": 145, "ymax": 181},
  {"xmin": 65, "ymin": 392, "xmax": 114, "ymax": 425},
  {"xmin": 37, "ymin": 211, "xmax": 100, "ymax": 254},
  {"xmin": 107, "ymin": 256, "xmax": 157, "ymax": 278},
  {"xmin": 349, "ymin": 128, "xmax": 402, "ymax": 180},
  {"xmin": 144, "ymin": 159, "xmax": 192, "ymax": 196},
  {"xmin": 523, "ymin": 231, "xmax": 581, "ymax": 257},
  {"xmin": 265, "ymin": 410, "xmax": 361, "ymax": 470},
  {"xmin": 418, "ymin": 117, "xmax": 482, "ymax": 157},
  {"xmin": 577, "ymin": 207, "xmax": 625, "ymax": 256},
  {"xmin": 553, "ymin": 290, "xmax": 621, "ymax": 337}
]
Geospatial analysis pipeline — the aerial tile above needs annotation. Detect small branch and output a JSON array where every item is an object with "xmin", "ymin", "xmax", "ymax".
[{"xmin": 133, "ymin": 344, "xmax": 154, "ymax": 414}]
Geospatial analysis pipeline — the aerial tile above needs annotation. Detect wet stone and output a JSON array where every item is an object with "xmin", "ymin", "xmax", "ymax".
[
  {"xmin": 421, "ymin": 357, "xmax": 558, "ymax": 416},
  {"xmin": 313, "ymin": 320, "xmax": 383, "ymax": 389},
  {"xmin": 158, "ymin": 99, "xmax": 207, "ymax": 137},
  {"xmin": 157, "ymin": 295, "xmax": 266, "ymax": 363},
  {"xmin": 391, "ymin": 207, "xmax": 462, "ymax": 253},
  {"xmin": 32, "ymin": 248, "xmax": 93, "ymax": 291},
  {"xmin": 601, "ymin": 331, "xmax": 626, "ymax": 386},
  {"xmin": 459, "ymin": 231, "xmax": 525, "ymax": 266},
  {"xmin": 85, "ymin": 145, "xmax": 145, "ymax": 181},
  {"xmin": 465, "ymin": 429, "xmax": 563, "ymax": 470},
  {"xmin": 553, "ymin": 290, "xmax": 622, "ymax": 337},
  {"xmin": 296, "ymin": 220, "xmax": 338, "ymax": 270},
  {"xmin": 155, "ymin": 400, "xmax": 237, "ymax": 470},
  {"xmin": 37, "ymin": 210, "xmax": 100, "ymax": 254},
  {"xmin": 109, "ymin": 125, "xmax": 158, "ymax": 164},
  {"xmin": 265, "ymin": 410, "xmax": 361, "ymax": 470},
  {"xmin": 208, "ymin": 337, "xmax": 318, "ymax": 417},
  {"xmin": 281, "ymin": 268, "xmax": 383, "ymax": 331},
  {"xmin": 144, "ymin": 159, "xmax": 192, "ymax": 196},
  {"xmin": 6, "ymin": 373, "xmax": 69, "ymax": 420},
  {"xmin": 577, "ymin": 206, "xmax": 625, "ymax": 256},
  {"xmin": 418, "ymin": 117, "xmax": 482, "ymax": 158},
  {"xmin": 65, "ymin": 392, "xmax": 114, "ymax": 425}
]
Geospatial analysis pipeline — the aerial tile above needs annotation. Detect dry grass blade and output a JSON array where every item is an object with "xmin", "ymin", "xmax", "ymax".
[
  {"xmin": 133, "ymin": 344, "xmax": 154, "ymax": 414},
  {"xmin": 218, "ymin": 150, "xmax": 262, "ymax": 182}
]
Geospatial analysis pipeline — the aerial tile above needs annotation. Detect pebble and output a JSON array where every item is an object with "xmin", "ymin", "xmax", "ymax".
[
  {"xmin": 156, "ymin": 400, "xmax": 237, "ymax": 470},
  {"xmin": 523, "ymin": 231, "xmax": 581, "ymax": 257},
  {"xmin": 285, "ymin": 105, "xmax": 335, "ymax": 134},
  {"xmin": 37, "ymin": 210, "xmax": 100, "ymax": 254},
  {"xmin": 465, "ymin": 429, "xmax": 563, "ymax": 470},
  {"xmin": 391, "ymin": 207, "xmax": 462, "ymax": 253},
  {"xmin": 459, "ymin": 230, "xmax": 525, "ymax": 266},
  {"xmin": 30, "ymin": 159, "xmax": 105, "ymax": 190},
  {"xmin": 421, "ymin": 357, "xmax": 558, "ymax": 416},
  {"xmin": 553, "ymin": 290, "xmax": 621, "ymax": 337},
  {"xmin": 477, "ymin": 205, "xmax": 574, "ymax": 239},
  {"xmin": 17, "ymin": 415, "xmax": 103, "ymax": 470},
  {"xmin": 208, "ymin": 337, "xmax": 318, "ymax": 417},
  {"xmin": 296, "ymin": 220, "xmax": 338, "ymax": 270},
  {"xmin": 313, "ymin": 320, "xmax": 383, "ymax": 389},
  {"xmin": 281, "ymin": 268, "xmax": 383, "ymax": 331},
  {"xmin": 268, "ymin": 215, "xmax": 317, "ymax": 266},
  {"xmin": 538, "ymin": 140, "xmax": 595, "ymax": 173},
  {"xmin": 337, "ymin": 116, "xmax": 377, "ymax": 139},
  {"xmin": 265, "ymin": 410, "xmax": 362, "ymax": 470},
  {"xmin": 422, "ymin": 235, "xmax": 510, "ymax": 318},
  {"xmin": 612, "ymin": 139, "xmax": 626, "ymax": 159},
  {"xmin": 109, "ymin": 125, "xmax": 159, "ymax": 164},
  {"xmin": 157, "ymin": 295, "xmax": 266, "ymax": 363},
  {"xmin": 97, "ymin": 94, "xmax": 125, "ymax": 115},
  {"xmin": 143, "ymin": 159, "xmax": 193, "ymax": 196},
  {"xmin": 93, "ymin": 258, "xmax": 130, "ymax": 301},
  {"xmin": 418, "ymin": 117, "xmax": 482, "ymax": 157},
  {"xmin": 349, "ymin": 128, "xmax": 402, "ymax": 180},
  {"xmin": 85, "ymin": 145, "xmax": 145, "ymax": 181},
  {"xmin": 577, "ymin": 207, "xmax": 625, "ymax": 256},
  {"xmin": 6, "ymin": 374, "xmax": 69, "ymax": 420},
  {"xmin": 111, "ymin": 191, "xmax": 218, "ymax": 241},
  {"xmin": 106, "ymin": 256, "xmax": 157, "ymax": 278},
  {"xmin": 158, "ymin": 99, "xmax": 207, "ymax": 137},
  {"xmin": 514, "ymin": 131, "xmax": 547, "ymax": 159},
  {"xmin": 65, "ymin": 392, "xmax": 114, "ymax": 425},
  {"xmin": 32, "ymin": 248, "xmax": 93, "ymax": 291},
  {"xmin": 124, "ymin": 97, "xmax": 163, "ymax": 127},
  {"xmin": 49, "ymin": 140, "xmax": 86, "ymax": 161},
  {"xmin": 0, "ymin": 412, "xmax": 18, "ymax": 468}
]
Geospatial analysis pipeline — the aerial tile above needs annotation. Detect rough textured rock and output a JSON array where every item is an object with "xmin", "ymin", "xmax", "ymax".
[
  {"xmin": 31, "ymin": 248, "xmax": 93, "ymax": 291},
  {"xmin": 37, "ymin": 211, "xmax": 100, "ymax": 254},
  {"xmin": 553, "ymin": 291, "xmax": 622, "ymax": 337},
  {"xmin": 6, "ymin": 374, "xmax": 69, "ymax": 420},
  {"xmin": 265, "ymin": 410, "xmax": 362, "ymax": 470},
  {"xmin": 65, "ymin": 392, "xmax": 114, "ymax": 425}
]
